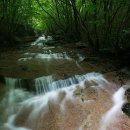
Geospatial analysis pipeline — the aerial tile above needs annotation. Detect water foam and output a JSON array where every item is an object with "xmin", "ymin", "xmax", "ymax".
[
  {"xmin": 99, "ymin": 87, "xmax": 126, "ymax": 130},
  {"xmin": 2, "ymin": 72, "xmax": 109, "ymax": 130}
]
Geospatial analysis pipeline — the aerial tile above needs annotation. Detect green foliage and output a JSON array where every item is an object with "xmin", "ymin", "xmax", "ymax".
[
  {"xmin": 0, "ymin": 0, "xmax": 130, "ymax": 50},
  {"xmin": 0, "ymin": 0, "xmax": 36, "ymax": 38},
  {"xmin": 123, "ymin": 29, "xmax": 130, "ymax": 34}
]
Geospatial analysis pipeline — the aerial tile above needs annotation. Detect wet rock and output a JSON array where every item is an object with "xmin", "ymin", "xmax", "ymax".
[
  {"xmin": 120, "ymin": 67, "xmax": 130, "ymax": 77},
  {"xmin": 23, "ymin": 79, "xmax": 35, "ymax": 92},
  {"xmin": 125, "ymin": 88, "xmax": 130, "ymax": 102},
  {"xmin": 0, "ymin": 75, "xmax": 5, "ymax": 84},
  {"xmin": 122, "ymin": 88, "xmax": 130, "ymax": 117},
  {"xmin": 75, "ymin": 42, "xmax": 87, "ymax": 49},
  {"xmin": 122, "ymin": 103, "xmax": 130, "ymax": 118},
  {"xmin": 20, "ymin": 65, "xmax": 28, "ymax": 71}
]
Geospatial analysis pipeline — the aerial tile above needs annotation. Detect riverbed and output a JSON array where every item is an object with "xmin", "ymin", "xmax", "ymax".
[{"xmin": 0, "ymin": 37, "xmax": 130, "ymax": 130}]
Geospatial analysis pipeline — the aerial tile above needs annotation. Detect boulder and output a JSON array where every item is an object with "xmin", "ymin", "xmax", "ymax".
[{"xmin": 122, "ymin": 103, "xmax": 130, "ymax": 118}]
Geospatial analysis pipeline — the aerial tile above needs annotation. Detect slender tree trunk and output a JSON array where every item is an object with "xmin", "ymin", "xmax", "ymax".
[
  {"xmin": 70, "ymin": 0, "xmax": 80, "ymax": 40},
  {"xmin": 92, "ymin": 0, "xmax": 99, "ymax": 51}
]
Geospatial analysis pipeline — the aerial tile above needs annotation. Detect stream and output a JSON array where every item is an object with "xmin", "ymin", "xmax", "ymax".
[{"xmin": 0, "ymin": 35, "xmax": 130, "ymax": 130}]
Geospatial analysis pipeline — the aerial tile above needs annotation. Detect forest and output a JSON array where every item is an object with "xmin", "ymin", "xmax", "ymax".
[{"xmin": 0, "ymin": 0, "xmax": 130, "ymax": 52}]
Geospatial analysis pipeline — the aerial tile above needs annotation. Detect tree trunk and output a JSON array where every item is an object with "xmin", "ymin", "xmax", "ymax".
[{"xmin": 70, "ymin": 0, "xmax": 80, "ymax": 40}]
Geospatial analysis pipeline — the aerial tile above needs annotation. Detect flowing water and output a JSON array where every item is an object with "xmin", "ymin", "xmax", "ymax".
[
  {"xmin": 0, "ymin": 36, "xmax": 130, "ymax": 130},
  {"xmin": 0, "ymin": 72, "xmax": 130, "ymax": 130}
]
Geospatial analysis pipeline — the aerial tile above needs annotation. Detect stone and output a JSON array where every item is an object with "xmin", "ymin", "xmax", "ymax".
[
  {"xmin": 125, "ymin": 88, "xmax": 130, "ymax": 102},
  {"xmin": 122, "ymin": 103, "xmax": 130, "ymax": 118}
]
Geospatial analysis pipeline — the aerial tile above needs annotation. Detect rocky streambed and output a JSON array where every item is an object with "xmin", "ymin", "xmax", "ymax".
[{"xmin": 0, "ymin": 37, "xmax": 130, "ymax": 130}]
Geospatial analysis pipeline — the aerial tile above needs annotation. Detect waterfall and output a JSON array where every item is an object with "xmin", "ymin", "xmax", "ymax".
[
  {"xmin": 34, "ymin": 75, "xmax": 54, "ymax": 94},
  {"xmin": 5, "ymin": 77, "xmax": 22, "ymax": 89},
  {"xmin": 99, "ymin": 87, "xmax": 127, "ymax": 130},
  {"xmin": 3, "ymin": 72, "xmax": 110, "ymax": 130},
  {"xmin": 4, "ymin": 72, "xmax": 108, "ymax": 95},
  {"xmin": 18, "ymin": 52, "xmax": 72, "ymax": 62},
  {"xmin": 34, "ymin": 72, "xmax": 108, "ymax": 94}
]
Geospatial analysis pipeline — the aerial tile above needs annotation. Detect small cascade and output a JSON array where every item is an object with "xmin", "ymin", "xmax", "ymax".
[
  {"xmin": 99, "ymin": 87, "xmax": 127, "ymax": 130},
  {"xmin": 18, "ymin": 52, "xmax": 72, "ymax": 62},
  {"xmin": 34, "ymin": 75, "xmax": 54, "ymax": 94},
  {"xmin": 34, "ymin": 75, "xmax": 80, "ymax": 94},
  {"xmin": 2, "ymin": 89, "xmax": 33, "ymax": 116},
  {"xmin": 4, "ymin": 73, "xmax": 107, "ymax": 95},
  {"xmin": 34, "ymin": 72, "xmax": 108, "ymax": 94},
  {"xmin": 3, "ymin": 72, "xmax": 110, "ymax": 130},
  {"xmin": 31, "ymin": 34, "xmax": 53, "ymax": 48},
  {"xmin": 49, "ymin": 74, "xmax": 87, "ymax": 90},
  {"xmin": 5, "ymin": 77, "xmax": 22, "ymax": 89},
  {"xmin": 45, "ymin": 77, "xmax": 78, "ymax": 92}
]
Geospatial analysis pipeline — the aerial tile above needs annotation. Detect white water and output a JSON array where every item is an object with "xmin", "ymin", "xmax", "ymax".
[
  {"xmin": 31, "ymin": 35, "xmax": 53, "ymax": 48},
  {"xmin": 1, "ymin": 89, "xmax": 32, "ymax": 116},
  {"xmin": 36, "ymin": 72, "xmax": 108, "ymax": 94},
  {"xmin": 4, "ymin": 72, "xmax": 108, "ymax": 94},
  {"xmin": 99, "ymin": 87, "xmax": 127, "ymax": 130},
  {"xmin": 2, "ymin": 73, "xmax": 129, "ymax": 130},
  {"xmin": 18, "ymin": 52, "xmax": 72, "ymax": 62},
  {"xmin": 5, "ymin": 77, "xmax": 22, "ymax": 89},
  {"xmin": 18, "ymin": 50, "xmax": 86, "ymax": 63},
  {"xmin": 1, "ymin": 72, "xmax": 110, "ymax": 130},
  {"xmin": 35, "ymin": 75, "xmax": 54, "ymax": 94}
]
